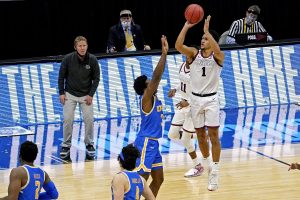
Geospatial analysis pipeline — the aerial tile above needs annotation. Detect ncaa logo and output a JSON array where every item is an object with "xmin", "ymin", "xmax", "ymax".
[{"xmin": 85, "ymin": 65, "xmax": 90, "ymax": 69}]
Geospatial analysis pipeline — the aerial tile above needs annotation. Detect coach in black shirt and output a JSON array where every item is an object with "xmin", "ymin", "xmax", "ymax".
[{"xmin": 58, "ymin": 36, "xmax": 100, "ymax": 161}]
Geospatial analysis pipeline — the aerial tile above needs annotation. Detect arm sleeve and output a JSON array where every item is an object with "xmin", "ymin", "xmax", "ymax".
[
  {"xmin": 107, "ymin": 26, "xmax": 117, "ymax": 52},
  {"xmin": 58, "ymin": 57, "xmax": 67, "ymax": 95},
  {"xmin": 88, "ymin": 57, "xmax": 100, "ymax": 97},
  {"xmin": 257, "ymin": 22, "xmax": 266, "ymax": 32},
  {"xmin": 227, "ymin": 21, "xmax": 238, "ymax": 38},
  {"xmin": 39, "ymin": 181, "xmax": 59, "ymax": 200}
]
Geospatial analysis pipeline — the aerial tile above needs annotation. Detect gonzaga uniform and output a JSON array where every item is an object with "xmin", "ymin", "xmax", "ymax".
[
  {"xmin": 171, "ymin": 61, "xmax": 195, "ymax": 133},
  {"xmin": 189, "ymin": 50, "xmax": 222, "ymax": 128}
]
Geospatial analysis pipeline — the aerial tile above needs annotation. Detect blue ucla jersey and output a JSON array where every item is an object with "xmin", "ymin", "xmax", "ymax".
[
  {"xmin": 138, "ymin": 95, "xmax": 163, "ymax": 138},
  {"xmin": 120, "ymin": 171, "xmax": 144, "ymax": 200},
  {"xmin": 19, "ymin": 165, "xmax": 45, "ymax": 200}
]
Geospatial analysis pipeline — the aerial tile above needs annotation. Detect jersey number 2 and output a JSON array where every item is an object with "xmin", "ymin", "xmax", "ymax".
[{"xmin": 35, "ymin": 180, "xmax": 41, "ymax": 199}]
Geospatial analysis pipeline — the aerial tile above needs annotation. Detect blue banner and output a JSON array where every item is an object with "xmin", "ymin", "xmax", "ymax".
[{"xmin": 0, "ymin": 44, "xmax": 300, "ymax": 126}]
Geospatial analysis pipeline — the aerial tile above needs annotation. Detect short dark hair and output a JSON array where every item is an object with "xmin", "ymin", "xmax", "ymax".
[
  {"xmin": 248, "ymin": 5, "xmax": 261, "ymax": 15},
  {"xmin": 209, "ymin": 30, "xmax": 220, "ymax": 42},
  {"xmin": 133, "ymin": 75, "xmax": 148, "ymax": 95},
  {"xmin": 20, "ymin": 141, "xmax": 38, "ymax": 163},
  {"xmin": 118, "ymin": 143, "xmax": 140, "ymax": 171}
]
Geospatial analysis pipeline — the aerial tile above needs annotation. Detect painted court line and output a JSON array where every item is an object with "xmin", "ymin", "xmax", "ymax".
[{"xmin": 246, "ymin": 147, "xmax": 290, "ymax": 166}]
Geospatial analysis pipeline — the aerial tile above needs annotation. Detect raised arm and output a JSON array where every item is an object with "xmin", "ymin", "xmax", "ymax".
[
  {"xmin": 142, "ymin": 35, "xmax": 169, "ymax": 108},
  {"xmin": 175, "ymin": 22, "xmax": 198, "ymax": 59},
  {"xmin": 204, "ymin": 16, "xmax": 225, "ymax": 65}
]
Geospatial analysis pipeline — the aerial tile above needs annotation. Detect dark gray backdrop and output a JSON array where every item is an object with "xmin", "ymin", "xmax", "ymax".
[{"xmin": 0, "ymin": 0, "xmax": 299, "ymax": 60}]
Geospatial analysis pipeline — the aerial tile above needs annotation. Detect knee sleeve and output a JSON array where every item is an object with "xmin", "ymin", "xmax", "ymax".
[
  {"xmin": 181, "ymin": 131, "xmax": 195, "ymax": 153},
  {"xmin": 168, "ymin": 125, "xmax": 181, "ymax": 140}
]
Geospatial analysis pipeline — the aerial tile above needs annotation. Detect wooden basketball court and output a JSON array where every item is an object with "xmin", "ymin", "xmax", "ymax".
[{"xmin": 1, "ymin": 144, "xmax": 299, "ymax": 199}]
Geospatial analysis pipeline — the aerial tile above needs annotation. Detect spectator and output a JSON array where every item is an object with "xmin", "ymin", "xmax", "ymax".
[
  {"xmin": 107, "ymin": 9, "xmax": 151, "ymax": 53},
  {"xmin": 226, "ymin": 5, "xmax": 272, "ymax": 44}
]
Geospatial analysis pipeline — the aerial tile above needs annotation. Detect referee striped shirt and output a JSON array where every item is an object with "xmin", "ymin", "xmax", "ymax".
[{"xmin": 227, "ymin": 18, "xmax": 266, "ymax": 38}]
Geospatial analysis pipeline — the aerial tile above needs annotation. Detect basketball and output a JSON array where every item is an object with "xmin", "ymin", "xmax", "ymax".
[{"xmin": 184, "ymin": 4, "xmax": 204, "ymax": 24}]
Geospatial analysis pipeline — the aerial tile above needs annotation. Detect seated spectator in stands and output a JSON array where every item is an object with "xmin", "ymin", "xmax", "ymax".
[
  {"xmin": 107, "ymin": 9, "xmax": 151, "ymax": 53},
  {"xmin": 226, "ymin": 5, "xmax": 272, "ymax": 44}
]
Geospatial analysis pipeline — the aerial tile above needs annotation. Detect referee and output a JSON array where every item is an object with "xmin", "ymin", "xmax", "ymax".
[{"xmin": 226, "ymin": 5, "xmax": 272, "ymax": 44}]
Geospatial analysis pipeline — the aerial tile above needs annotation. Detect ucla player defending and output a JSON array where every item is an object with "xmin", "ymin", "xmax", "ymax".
[
  {"xmin": 175, "ymin": 15, "xmax": 225, "ymax": 191},
  {"xmin": 133, "ymin": 35, "xmax": 168, "ymax": 197},
  {"xmin": 0, "ymin": 141, "xmax": 59, "ymax": 200},
  {"xmin": 168, "ymin": 59, "xmax": 203, "ymax": 178},
  {"xmin": 111, "ymin": 144, "xmax": 155, "ymax": 200}
]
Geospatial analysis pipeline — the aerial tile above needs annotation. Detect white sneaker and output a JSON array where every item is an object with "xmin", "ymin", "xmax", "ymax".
[
  {"xmin": 184, "ymin": 163, "xmax": 204, "ymax": 178},
  {"xmin": 208, "ymin": 168, "xmax": 219, "ymax": 191}
]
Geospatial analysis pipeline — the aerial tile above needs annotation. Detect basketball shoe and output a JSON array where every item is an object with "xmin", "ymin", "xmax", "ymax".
[
  {"xmin": 184, "ymin": 163, "xmax": 204, "ymax": 177},
  {"xmin": 208, "ymin": 164, "xmax": 219, "ymax": 191}
]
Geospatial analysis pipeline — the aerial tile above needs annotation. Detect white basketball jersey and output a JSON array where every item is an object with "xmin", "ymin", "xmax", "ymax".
[
  {"xmin": 190, "ymin": 50, "xmax": 222, "ymax": 94},
  {"xmin": 177, "ymin": 62, "xmax": 191, "ymax": 100}
]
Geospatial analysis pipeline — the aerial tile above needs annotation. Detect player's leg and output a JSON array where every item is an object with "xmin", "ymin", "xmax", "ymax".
[
  {"xmin": 134, "ymin": 137, "xmax": 163, "ymax": 196},
  {"xmin": 168, "ymin": 111, "xmax": 184, "ymax": 141},
  {"xmin": 80, "ymin": 96, "xmax": 95, "ymax": 160},
  {"xmin": 60, "ymin": 92, "xmax": 77, "ymax": 160},
  {"xmin": 205, "ymin": 95, "xmax": 221, "ymax": 191},
  {"xmin": 207, "ymin": 127, "xmax": 221, "ymax": 163},
  {"xmin": 195, "ymin": 123, "xmax": 210, "ymax": 159},
  {"xmin": 139, "ymin": 173, "xmax": 150, "ymax": 181},
  {"xmin": 181, "ymin": 114, "xmax": 204, "ymax": 177},
  {"xmin": 190, "ymin": 95, "xmax": 211, "ymax": 172},
  {"xmin": 150, "ymin": 145, "xmax": 164, "ymax": 197},
  {"xmin": 181, "ymin": 130, "xmax": 204, "ymax": 177},
  {"xmin": 150, "ymin": 168, "xmax": 164, "ymax": 197},
  {"xmin": 207, "ymin": 126, "xmax": 220, "ymax": 191}
]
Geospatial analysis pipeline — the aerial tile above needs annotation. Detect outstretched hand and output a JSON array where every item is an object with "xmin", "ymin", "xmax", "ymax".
[
  {"xmin": 288, "ymin": 162, "xmax": 300, "ymax": 171},
  {"xmin": 184, "ymin": 21, "xmax": 198, "ymax": 28},
  {"xmin": 168, "ymin": 89, "xmax": 176, "ymax": 97},
  {"xmin": 161, "ymin": 35, "xmax": 169, "ymax": 55},
  {"xmin": 204, "ymin": 15, "xmax": 211, "ymax": 33},
  {"xmin": 176, "ymin": 100, "xmax": 189, "ymax": 109}
]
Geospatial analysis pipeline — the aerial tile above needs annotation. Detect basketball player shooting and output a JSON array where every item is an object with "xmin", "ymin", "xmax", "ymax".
[{"xmin": 175, "ymin": 13, "xmax": 225, "ymax": 191}]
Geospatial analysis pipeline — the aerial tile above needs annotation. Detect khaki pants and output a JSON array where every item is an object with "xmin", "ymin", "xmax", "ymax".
[{"xmin": 61, "ymin": 92, "xmax": 94, "ymax": 148}]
